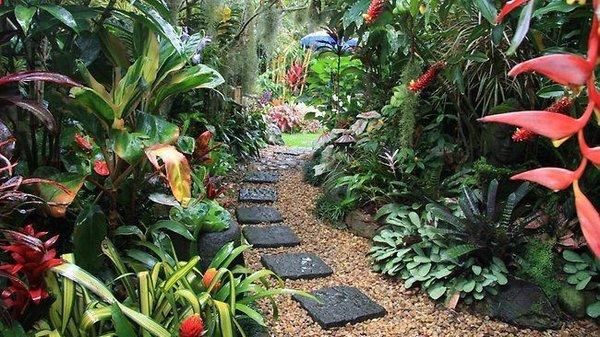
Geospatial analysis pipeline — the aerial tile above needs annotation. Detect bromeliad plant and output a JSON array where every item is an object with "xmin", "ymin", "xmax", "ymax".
[
  {"xmin": 479, "ymin": 0, "xmax": 600, "ymax": 257},
  {"xmin": 31, "ymin": 240, "xmax": 311, "ymax": 337}
]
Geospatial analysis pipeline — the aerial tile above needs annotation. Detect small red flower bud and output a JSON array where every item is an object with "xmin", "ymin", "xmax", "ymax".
[
  {"xmin": 93, "ymin": 160, "xmax": 110, "ymax": 176},
  {"xmin": 74, "ymin": 133, "xmax": 92, "ymax": 151},
  {"xmin": 179, "ymin": 314, "xmax": 204, "ymax": 337},
  {"xmin": 202, "ymin": 267, "xmax": 221, "ymax": 291},
  {"xmin": 512, "ymin": 128, "xmax": 536, "ymax": 142}
]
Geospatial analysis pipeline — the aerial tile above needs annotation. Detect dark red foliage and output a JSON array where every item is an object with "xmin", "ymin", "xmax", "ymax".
[
  {"xmin": 0, "ymin": 225, "xmax": 62, "ymax": 317},
  {"xmin": 204, "ymin": 175, "xmax": 226, "ymax": 200},
  {"xmin": 194, "ymin": 131, "xmax": 213, "ymax": 164}
]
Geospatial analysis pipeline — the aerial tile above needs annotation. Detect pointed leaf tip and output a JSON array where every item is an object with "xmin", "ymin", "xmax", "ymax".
[
  {"xmin": 573, "ymin": 181, "xmax": 600, "ymax": 258},
  {"xmin": 508, "ymin": 54, "xmax": 593, "ymax": 86}
]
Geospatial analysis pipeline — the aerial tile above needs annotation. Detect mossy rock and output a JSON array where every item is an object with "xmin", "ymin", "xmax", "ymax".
[
  {"xmin": 558, "ymin": 286, "xmax": 587, "ymax": 318},
  {"xmin": 474, "ymin": 279, "xmax": 561, "ymax": 330}
]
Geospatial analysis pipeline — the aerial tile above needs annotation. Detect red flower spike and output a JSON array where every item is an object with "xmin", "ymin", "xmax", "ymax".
[
  {"xmin": 573, "ymin": 181, "xmax": 600, "ymax": 258},
  {"xmin": 496, "ymin": 0, "xmax": 532, "ymax": 23},
  {"xmin": 74, "ymin": 133, "xmax": 92, "ymax": 151},
  {"xmin": 408, "ymin": 61, "xmax": 446, "ymax": 92},
  {"xmin": 511, "ymin": 159, "xmax": 587, "ymax": 192},
  {"xmin": 508, "ymin": 54, "xmax": 593, "ymax": 87},
  {"xmin": 363, "ymin": 0, "xmax": 386, "ymax": 25},
  {"xmin": 512, "ymin": 128, "xmax": 536, "ymax": 142},
  {"xmin": 546, "ymin": 96, "xmax": 573, "ymax": 114},
  {"xmin": 479, "ymin": 101, "xmax": 594, "ymax": 141},
  {"xmin": 93, "ymin": 160, "xmax": 110, "ymax": 176},
  {"xmin": 179, "ymin": 314, "xmax": 204, "ymax": 337}
]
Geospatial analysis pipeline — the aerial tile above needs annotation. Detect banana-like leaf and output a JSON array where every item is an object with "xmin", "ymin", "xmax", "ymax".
[
  {"xmin": 37, "ymin": 4, "xmax": 78, "ymax": 31},
  {"xmin": 127, "ymin": 2, "xmax": 182, "ymax": 53},
  {"xmin": 70, "ymin": 86, "xmax": 116, "ymax": 123},
  {"xmin": 148, "ymin": 64, "xmax": 224, "ymax": 112},
  {"xmin": 145, "ymin": 144, "xmax": 192, "ymax": 204}
]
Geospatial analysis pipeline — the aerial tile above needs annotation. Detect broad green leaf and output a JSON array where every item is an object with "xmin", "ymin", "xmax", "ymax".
[
  {"xmin": 74, "ymin": 205, "xmax": 108, "ymax": 272},
  {"xmin": 113, "ymin": 130, "xmax": 146, "ymax": 164},
  {"xmin": 129, "ymin": 2, "xmax": 183, "ymax": 53},
  {"xmin": 342, "ymin": 0, "xmax": 370, "ymax": 28},
  {"xmin": 70, "ymin": 86, "xmax": 116, "ymax": 123},
  {"xmin": 136, "ymin": 112, "xmax": 180, "ymax": 144},
  {"xmin": 38, "ymin": 5, "xmax": 78, "ymax": 31},
  {"xmin": 587, "ymin": 301, "xmax": 600, "ymax": 318},
  {"xmin": 15, "ymin": 5, "xmax": 36, "ymax": 34},
  {"xmin": 474, "ymin": 0, "xmax": 498, "ymax": 25},
  {"xmin": 563, "ymin": 250, "xmax": 585, "ymax": 263},
  {"xmin": 149, "ymin": 220, "xmax": 194, "ymax": 240},
  {"xmin": 534, "ymin": 1, "xmax": 577, "ymax": 17},
  {"xmin": 428, "ymin": 284, "xmax": 447, "ymax": 300},
  {"xmin": 148, "ymin": 64, "xmax": 224, "ymax": 112}
]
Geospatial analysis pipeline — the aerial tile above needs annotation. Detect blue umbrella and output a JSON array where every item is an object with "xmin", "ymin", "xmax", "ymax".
[{"xmin": 300, "ymin": 30, "xmax": 358, "ymax": 51}]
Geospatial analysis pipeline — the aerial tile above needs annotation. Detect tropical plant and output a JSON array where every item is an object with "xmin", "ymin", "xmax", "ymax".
[
  {"xmin": 370, "ymin": 205, "xmax": 510, "ymax": 306},
  {"xmin": 561, "ymin": 250, "xmax": 600, "ymax": 318},
  {"xmin": 479, "ymin": 0, "xmax": 600, "ymax": 257},
  {"xmin": 25, "ymin": 239, "xmax": 312, "ymax": 337},
  {"xmin": 430, "ymin": 179, "xmax": 533, "ymax": 262}
]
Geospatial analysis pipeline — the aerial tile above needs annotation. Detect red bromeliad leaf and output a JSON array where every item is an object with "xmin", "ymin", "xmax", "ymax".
[
  {"xmin": 479, "ymin": 101, "xmax": 593, "ymax": 140},
  {"xmin": 0, "ymin": 71, "xmax": 81, "ymax": 88},
  {"xmin": 496, "ymin": 0, "xmax": 532, "ymax": 23},
  {"xmin": 578, "ymin": 130, "xmax": 600, "ymax": 165},
  {"xmin": 511, "ymin": 159, "xmax": 588, "ymax": 192},
  {"xmin": 145, "ymin": 144, "xmax": 192, "ymax": 204},
  {"xmin": 573, "ymin": 181, "xmax": 600, "ymax": 258},
  {"xmin": 508, "ymin": 54, "xmax": 593, "ymax": 86}
]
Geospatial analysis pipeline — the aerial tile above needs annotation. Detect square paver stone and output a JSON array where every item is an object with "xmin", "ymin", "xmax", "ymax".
[
  {"xmin": 242, "ymin": 225, "xmax": 300, "ymax": 248},
  {"xmin": 243, "ymin": 171, "xmax": 279, "ymax": 183},
  {"xmin": 292, "ymin": 286, "xmax": 387, "ymax": 329},
  {"xmin": 239, "ymin": 188, "xmax": 277, "ymax": 203},
  {"xmin": 260, "ymin": 252, "xmax": 332, "ymax": 280},
  {"xmin": 236, "ymin": 206, "xmax": 283, "ymax": 224}
]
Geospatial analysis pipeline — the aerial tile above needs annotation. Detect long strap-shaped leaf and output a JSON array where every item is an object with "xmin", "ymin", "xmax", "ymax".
[{"xmin": 499, "ymin": 182, "xmax": 531, "ymax": 227}]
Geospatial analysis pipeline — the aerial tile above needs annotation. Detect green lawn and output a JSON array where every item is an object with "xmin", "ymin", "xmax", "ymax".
[{"xmin": 282, "ymin": 132, "xmax": 321, "ymax": 148}]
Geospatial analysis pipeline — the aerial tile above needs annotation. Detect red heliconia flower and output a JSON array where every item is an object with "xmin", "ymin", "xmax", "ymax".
[
  {"xmin": 482, "ymin": 3, "xmax": 600, "ymax": 257},
  {"xmin": 408, "ymin": 61, "xmax": 446, "ymax": 92},
  {"xmin": 93, "ymin": 160, "xmax": 110, "ymax": 176},
  {"xmin": 363, "ymin": 0, "xmax": 386, "ymax": 25},
  {"xmin": 74, "ymin": 133, "xmax": 92, "ymax": 151},
  {"xmin": 179, "ymin": 314, "xmax": 204, "ymax": 337},
  {"xmin": 0, "ymin": 225, "xmax": 63, "ymax": 317}
]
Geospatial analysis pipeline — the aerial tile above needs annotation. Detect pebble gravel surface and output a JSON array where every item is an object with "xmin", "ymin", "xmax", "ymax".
[{"xmin": 233, "ymin": 147, "xmax": 599, "ymax": 337}]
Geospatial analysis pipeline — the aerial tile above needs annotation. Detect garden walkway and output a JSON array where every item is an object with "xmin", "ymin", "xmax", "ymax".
[{"xmin": 233, "ymin": 146, "xmax": 597, "ymax": 337}]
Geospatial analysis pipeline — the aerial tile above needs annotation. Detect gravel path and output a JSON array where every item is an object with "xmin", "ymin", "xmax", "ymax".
[{"xmin": 236, "ymin": 147, "xmax": 599, "ymax": 337}]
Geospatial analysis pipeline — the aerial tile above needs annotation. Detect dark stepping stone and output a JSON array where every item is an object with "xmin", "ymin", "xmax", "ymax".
[
  {"xmin": 274, "ymin": 148, "xmax": 311, "ymax": 156},
  {"xmin": 236, "ymin": 206, "xmax": 282, "ymax": 224},
  {"xmin": 261, "ymin": 252, "xmax": 332, "ymax": 280},
  {"xmin": 293, "ymin": 286, "xmax": 386, "ymax": 329},
  {"xmin": 243, "ymin": 171, "xmax": 279, "ymax": 183},
  {"xmin": 239, "ymin": 188, "xmax": 277, "ymax": 203},
  {"xmin": 243, "ymin": 225, "xmax": 300, "ymax": 248}
]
